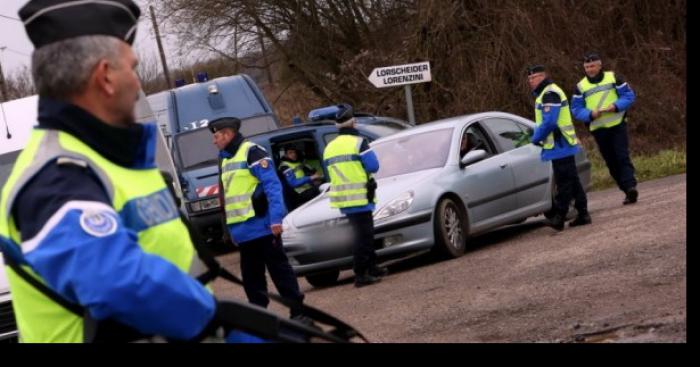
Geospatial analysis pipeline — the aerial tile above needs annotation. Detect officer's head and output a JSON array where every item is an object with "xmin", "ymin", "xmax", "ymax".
[
  {"xmin": 526, "ymin": 65, "xmax": 547, "ymax": 91},
  {"xmin": 209, "ymin": 117, "xmax": 241, "ymax": 150},
  {"xmin": 583, "ymin": 52, "xmax": 603, "ymax": 78},
  {"xmin": 20, "ymin": 0, "xmax": 142, "ymax": 127},
  {"xmin": 334, "ymin": 104, "xmax": 356, "ymax": 129},
  {"xmin": 283, "ymin": 145, "xmax": 301, "ymax": 161}
]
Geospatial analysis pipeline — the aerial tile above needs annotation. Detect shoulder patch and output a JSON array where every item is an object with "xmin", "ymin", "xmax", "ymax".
[
  {"xmin": 80, "ymin": 211, "xmax": 118, "ymax": 237},
  {"xmin": 260, "ymin": 159, "xmax": 269, "ymax": 169}
]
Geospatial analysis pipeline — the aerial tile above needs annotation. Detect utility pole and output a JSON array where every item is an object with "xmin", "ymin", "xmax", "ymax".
[{"xmin": 149, "ymin": 5, "xmax": 172, "ymax": 89}]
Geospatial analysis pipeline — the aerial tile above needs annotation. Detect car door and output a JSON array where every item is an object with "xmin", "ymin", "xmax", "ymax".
[
  {"xmin": 480, "ymin": 117, "xmax": 551, "ymax": 212},
  {"xmin": 458, "ymin": 122, "xmax": 517, "ymax": 229}
]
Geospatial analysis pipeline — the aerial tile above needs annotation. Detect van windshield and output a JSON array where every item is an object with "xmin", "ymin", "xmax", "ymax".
[{"xmin": 174, "ymin": 115, "xmax": 279, "ymax": 171}]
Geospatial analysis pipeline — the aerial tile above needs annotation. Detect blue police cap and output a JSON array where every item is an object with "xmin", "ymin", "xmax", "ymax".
[
  {"xmin": 526, "ymin": 65, "xmax": 546, "ymax": 76},
  {"xmin": 208, "ymin": 117, "xmax": 241, "ymax": 133},
  {"xmin": 19, "ymin": 0, "xmax": 141, "ymax": 49}
]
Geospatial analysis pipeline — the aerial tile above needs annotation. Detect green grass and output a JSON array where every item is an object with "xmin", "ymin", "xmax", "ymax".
[{"xmin": 588, "ymin": 148, "xmax": 686, "ymax": 191}]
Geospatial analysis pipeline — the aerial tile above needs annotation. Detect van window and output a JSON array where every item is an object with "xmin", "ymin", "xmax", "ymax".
[{"xmin": 0, "ymin": 151, "xmax": 20, "ymax": 189}]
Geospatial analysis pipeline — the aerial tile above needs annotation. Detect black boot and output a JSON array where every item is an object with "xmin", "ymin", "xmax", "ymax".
[
  {"xmin": 569, "ymin": 212, "xmax": 592, "ymax": 227},
  {"xmin": 369, "ymin": 265, "xmax": 388, "ymax": 277},
  {"xmin": 544, "ymin": 213, "xmax": 565, "ymax": 231},
  {"xmin": 623, "ymin": 187, "xmax": 638, "ymax": 205},
  {"xmin": 354, "ymin": 272, "xmax": 381, "ymax": 288}
]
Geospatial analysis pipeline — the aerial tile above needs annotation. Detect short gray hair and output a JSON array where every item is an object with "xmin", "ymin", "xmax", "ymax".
[{"xmin": 31, "ymin": 35, "xmax": 122, "ymax": 99}]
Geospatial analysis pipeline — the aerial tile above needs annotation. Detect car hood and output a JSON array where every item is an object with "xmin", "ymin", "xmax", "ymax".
[{"xmin": 288, "ymin": 168, "xmax": 440, "ymax": 229}]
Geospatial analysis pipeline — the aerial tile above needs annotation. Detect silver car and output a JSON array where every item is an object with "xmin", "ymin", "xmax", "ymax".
[{"xmin": 282, "ymin": 112, "xmax": 591, "ymax": 287}]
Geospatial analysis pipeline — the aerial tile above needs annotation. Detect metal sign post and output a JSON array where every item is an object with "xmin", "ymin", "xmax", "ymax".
[
  {"xmin": 368, "ymin": 61, "xmax": 431, "ymax": 125},
  {"xmin": 404, "ymin": 85, "xmax": 415, "ymax": 125}
]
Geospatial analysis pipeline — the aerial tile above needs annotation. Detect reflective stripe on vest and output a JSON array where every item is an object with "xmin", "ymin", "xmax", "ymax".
[
  {"xmin": 534, "ymin": 83, "xmax": 579, "ymax": 150},
  {"xmin": 577, "ymin": 71, "xmax": 624, "ymax": 131},
  {"xmin": 221, "ymin": 141, "xmax": 260, "ymax": 225},
  {"xmin": 281, "ymin": 161, "xmax": 312, "ymax": 194},
  {"xmin": 0, "ymin": 129, "xmax": 202, "ymax": 342},
  {"xmin": 323, "ymin": 135, "xmax": 373, "ymax": 209}
]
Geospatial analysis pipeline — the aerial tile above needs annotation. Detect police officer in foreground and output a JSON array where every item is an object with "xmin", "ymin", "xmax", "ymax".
[
  {"xmin": 0, "ymin": 0, "xmax": 238, "ymax": 342},
  {"xmin": 527, "ymin": 65, "xmax": 591, "ymax": 230},
  {"xmin": 279, "ymin": 145, "xmax": 321, "ymax": 210},
  {"xmin": 209, "ymin": 117, "xmax": 307, "ymax": 318},
  {"xmin": 571, "ymin": 52, "xmax": 638, "ymax": 205},
  {"xmin": 323, "ymin": 104, "xmax": 387, "ymax": 287}
]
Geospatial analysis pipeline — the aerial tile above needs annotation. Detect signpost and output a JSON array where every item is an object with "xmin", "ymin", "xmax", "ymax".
[{"xmin": 367, "ymin": 61, "xmax": 431, "ymax": 125}]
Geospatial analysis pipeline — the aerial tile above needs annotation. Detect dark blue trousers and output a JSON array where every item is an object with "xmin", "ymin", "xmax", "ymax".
[
  {"xmin": 552, "ymin": 155, "xmax": 588, "ymax": 217},
  {"xmin": 592, "ymin": 122, "xmax": 637, "ymax": 192},
  {"xmin": 346, "ymin": 211, "xmax": 378, "ymax": 276},
  {"xmin": 239, "ymin": 235, "xmax": 304, "ymax": 317}
]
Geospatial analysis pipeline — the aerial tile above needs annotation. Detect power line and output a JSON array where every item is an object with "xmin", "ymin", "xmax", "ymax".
[{"xmin": 0, "ymin": 14, "xmax": 21, "ymax": 21}]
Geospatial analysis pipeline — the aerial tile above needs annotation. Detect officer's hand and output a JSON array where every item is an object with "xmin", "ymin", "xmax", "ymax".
[
  {"xmin": 591, "ymin": 109, "xmax": 601, "ymax": 119},
  {"xmin": 271, "ymin": 223, "xmax": 283, "ymax": 236},
  {"xmin": 310, "ymin": 173, "xmax": 321, "ymax": 180},
  {"xmin": 602, "ymin": 105, "xmax": 616, "ymax": 113}
]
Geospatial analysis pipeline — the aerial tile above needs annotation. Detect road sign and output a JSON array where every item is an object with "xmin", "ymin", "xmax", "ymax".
[{"xmin": 367, "ymin": 61, "xmax": 431, "ymax": 88}]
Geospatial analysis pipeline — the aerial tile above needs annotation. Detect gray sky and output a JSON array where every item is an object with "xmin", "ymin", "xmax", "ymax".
[{"xmin": 0, "ymin": 0, "xmax": 185, "ymax": 76}]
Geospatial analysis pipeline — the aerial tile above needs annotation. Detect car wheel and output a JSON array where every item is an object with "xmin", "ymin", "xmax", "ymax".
[
  {"xmin": 305, "ymin": 269, "xmax": 340, "ymax": 288},
  {"xmin": 434, "ymin": 198, "xmax": 467, "ymax": 258}
]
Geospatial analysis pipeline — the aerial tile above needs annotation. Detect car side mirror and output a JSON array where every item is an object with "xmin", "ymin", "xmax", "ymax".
[
  {"xmin": 319, "ymin": 182, "xmax": 331, "ymax": 193},
  {"xmin": 460, "ymin": 149, "xmax": 488, "ymax": 168}
]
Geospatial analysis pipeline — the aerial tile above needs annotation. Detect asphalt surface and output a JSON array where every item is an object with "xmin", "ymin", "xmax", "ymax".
[{"xmin": 212, "ymin": 174, "xmax": 686, "ymax": 343}]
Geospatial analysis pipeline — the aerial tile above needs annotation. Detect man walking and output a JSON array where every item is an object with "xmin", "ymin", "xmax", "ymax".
[
  {"xmin": 210, "ymin": 117, "xmax": 306, "ymax": 318},
  {"xmin": 527, "ymin": 65, "xmax": 591, "ymax": 230},
  {"xmin": 571, "ymin": 52, "xmax": 638, "ymax": 205}
]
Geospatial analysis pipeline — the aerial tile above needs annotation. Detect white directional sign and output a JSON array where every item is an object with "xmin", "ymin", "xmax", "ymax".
[{"xmin": 368, "ymin": 61, "xmax": 432, "ymax": 88}]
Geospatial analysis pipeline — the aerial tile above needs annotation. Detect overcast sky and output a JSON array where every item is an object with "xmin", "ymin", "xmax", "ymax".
[{"xmin": 0, "ymin": 0, "xmax": 186, "ymax": 76}]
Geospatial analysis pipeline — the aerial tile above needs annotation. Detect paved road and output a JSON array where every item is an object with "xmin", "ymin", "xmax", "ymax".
[{"xmin": 212, "ymin": 174, "xmax": 686, "ymax": 343}]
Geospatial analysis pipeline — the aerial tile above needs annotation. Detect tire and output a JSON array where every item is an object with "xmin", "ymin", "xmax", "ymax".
[
  {"xmin": 433, "ymin": 198, "xmax": 467, "ymax": 258},
  {"xmin": 305, "ymin": 269, "xmax": 340, "ymax": 288}
]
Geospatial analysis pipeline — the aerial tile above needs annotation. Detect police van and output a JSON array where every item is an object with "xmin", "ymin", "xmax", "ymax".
[{"xmin": 147, "ymin": 74, "xmax": 280, "ymax": 251}]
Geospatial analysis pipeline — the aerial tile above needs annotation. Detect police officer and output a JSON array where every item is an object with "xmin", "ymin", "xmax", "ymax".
[
  {"xmin": 527, "ymin": 65, "xmax": 591, "ymax": 230},
  {"xmin": 209, "ymin": 117, "xmax": 306, "ymax": 318},
  {"xmin": 571, "ymin": 52, "xmax": 638, "ymax": 205},
  {"xmin": 323, "ymin": 104, "xmax": 387, "ymax": 287},
  {"xmin": 0, "ymin": 0, "xmax": 233, "ymax": 342},
  {"xmin": 279, "ymin": 145, "xmax": 321, "ymax": 210}
]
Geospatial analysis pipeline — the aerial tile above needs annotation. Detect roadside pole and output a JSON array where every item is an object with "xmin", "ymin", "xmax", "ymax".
[{"xmin": 368, "ymin": 61, "xmax": 431, "ymax": 125}]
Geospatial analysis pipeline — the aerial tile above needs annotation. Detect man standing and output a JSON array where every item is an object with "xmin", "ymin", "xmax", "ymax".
[
  {"xmin": 527, "ymin": 65, "xmax": 591, "ymax": 230},
  {"xmin": 323, "ymin": 104, "xmax": 387, "ymax": 287},
  {"xmin": 210, "ymin": 117, "xmax": 306, "ymax": 318},
  {"xmin": 279, "ymin": 145, "xmax": 321, "ymax": 210},
  {"xmin": 0, "ymin": 0, "xmax": 222, "ymax": 342},
  {"xmin": 571, "ymin": 52, "xmax": 638, "ymax": 205}
]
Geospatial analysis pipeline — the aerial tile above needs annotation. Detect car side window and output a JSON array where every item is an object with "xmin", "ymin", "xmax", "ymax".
[
  {"xmin": 459, "ymin": 124, "xmax": 494, "ymax": 158},
  {"xmin": 482, "ymin": 118, "xmax": 527, "ymax": 153}
]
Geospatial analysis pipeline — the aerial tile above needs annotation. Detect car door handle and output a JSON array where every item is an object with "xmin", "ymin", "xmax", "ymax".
[{"xmin": 499, "ymin": 163, "xmax": 508, "ymax": 169}]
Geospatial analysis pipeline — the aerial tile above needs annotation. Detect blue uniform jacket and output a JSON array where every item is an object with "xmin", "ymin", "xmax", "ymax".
[
  {"xmin": 1, "ymin": 98, "xmax": 215, "ymax": 341},
  {"xmin": 280, "ymin": 158, "xmax": 313, "ymax": 189},
  {"xmin": 327, "ymin": 128, "xmax": 380, "ymax": 215},
  {"xmin": 219, "ymin": 135, "xmax": 287, "ymax": 244},
  {"xmin": 571, "ymin": 72, "xmax": 636, "ymax": 124},
  {"xmin": 530, "ymin": 80, "xmax": 581, "ymax": 161}
]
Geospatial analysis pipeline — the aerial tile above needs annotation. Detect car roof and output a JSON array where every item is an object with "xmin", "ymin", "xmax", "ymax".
[{"xmin": 370, "ymin": 111, "xmax": 532, "ymax": 144}]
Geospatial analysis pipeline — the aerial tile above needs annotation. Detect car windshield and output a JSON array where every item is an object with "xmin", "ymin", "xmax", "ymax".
[
  {"xmin": 174, "ymin": 115, "xmax": 278, "ymax": 171},
  {"xmin": 372, "ymin": 127, "xmax": 453, "ymax": 179}
]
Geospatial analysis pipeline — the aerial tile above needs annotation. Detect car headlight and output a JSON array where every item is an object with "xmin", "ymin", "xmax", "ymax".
[
  {"xmin": 188, "ymin": 197, "xmax": 221, "ymax": 213},
  {"xmin": 374, "ymin": 191, "xmax": 414, "ymax": 221}
]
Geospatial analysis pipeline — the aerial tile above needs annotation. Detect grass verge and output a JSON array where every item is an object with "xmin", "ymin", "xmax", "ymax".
[{"xmin": 588, "ymin": 148, "xmax": 686, "ymax": 191}]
